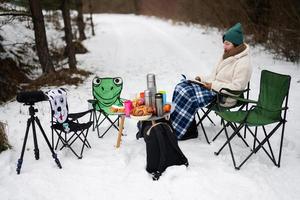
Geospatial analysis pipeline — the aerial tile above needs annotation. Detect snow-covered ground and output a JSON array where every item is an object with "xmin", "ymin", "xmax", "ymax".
[{"xmin": 1, "ymin": 14, "xmax": 300, "ymax": 200}]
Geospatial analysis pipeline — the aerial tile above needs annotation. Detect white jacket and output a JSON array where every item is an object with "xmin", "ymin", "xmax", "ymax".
[{"xmin": 201, "ymin": 44, "xmax": 252, "ymax": 107}]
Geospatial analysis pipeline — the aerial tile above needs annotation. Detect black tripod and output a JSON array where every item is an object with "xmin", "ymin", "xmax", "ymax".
[{"xmin": 16, "ymin": 104, "xmax": 62, "ymax": 174}]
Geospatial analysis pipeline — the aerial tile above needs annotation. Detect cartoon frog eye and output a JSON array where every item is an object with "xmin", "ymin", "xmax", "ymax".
[
  {"xmin": 113, "ymin": 77, "xmax": 123, "ymax": 85},
  {"xmin": 93, "ymin": 77, "xmax": 101, "ymax": 85}
]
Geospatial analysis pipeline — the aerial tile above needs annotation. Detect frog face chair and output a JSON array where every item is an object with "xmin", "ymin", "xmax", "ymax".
[
  {"xmin": 47, "ymin": 88, "xmax": 93, "ymax": 159},
  {"xmin": 89, "ymin": 76, "xmax": 125, "ymax": 138}
]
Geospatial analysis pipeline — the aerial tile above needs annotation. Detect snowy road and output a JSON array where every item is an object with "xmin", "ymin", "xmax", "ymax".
[{"xmin": 1, "ymin": 14, "xmax": 300, "ymax": 200}]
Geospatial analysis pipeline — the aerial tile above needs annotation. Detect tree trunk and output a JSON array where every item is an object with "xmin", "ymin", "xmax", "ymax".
[
  {"xmin": 28, "ymin": 0, "xmax": 55, "ymax": 74},
  {"xmin": 61, "ymin": 0, "xmax": 77, "ymax": 70},
  {"xmin": 133, "ymin": 0, "xmax": 140, "ymax": 15},
  {"xmin": 76, "ymin": 0, "xmax": 86, "ymax": 40},
  {"xmin": 89, "ymin": 0, "xmax": 95, "ymax": 36}
]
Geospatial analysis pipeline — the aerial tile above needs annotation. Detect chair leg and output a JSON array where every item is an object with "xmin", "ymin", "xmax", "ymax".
[
  {"xmin": 277, "ymin": 121, "xmax": 286, "ymax": 167},
  {"xmin": 55, "ymin": 131, "xmax": 83, "ymax": 159},
  {"xmin": 236, "ymin": 123, "xmax": 283, "ymax": 169},
  {"xmin": 98, "ymin": 117, "xmax": 119, "ymax": 138},
  {"xmin": 214, "ymin": 123, "xmax": 245, "ymax": 156},
  {"xmin": 54, "ymin": 130, "xmax": 63, "ymax": 150},
  {"xmin": 212, "ymin": 120, "xmax": 246, "ymax": 144},
  {"xmin": 222, "ymin": 120, "xmax": 237, "ymax": 168},
  {"xmin": 196, "ymin": 108, "xmax": 213, "ymax": 127},
  {"xmin": 196, "ymin": 112, "xmax": 201, "ymax": 123},
  {"xmin": 243, "ymin": 125, "xmax": 247, "ymax": 139},
  {"xmin": 262, "ymin": 126, "xmax": 276, "ymax": 162},
  {"xmin": 246, "ymin": 126, "xmax": 276, "ymax": 164},
  {"xmin": 228, "ymin": 123, "xmax": 249, "ymax": 148},
  {"xmin": 51, "ymin": 128, "xmax": 54, "ymax": 149},
  {"xmin": 79, "ymin": 129, "xmax": 90, "ymax": 158},
  {"xmin": 96, "ymin": 113, "xmax": 105, "ymax": 138},
  {"xmin": 68, "ymin": 131, "xmax": 91, "ymax": 149},
  {"xmin": 212, "ymin": 127, "xmax": 224, "ymax": 142},
  {"xmin": 94, "ymin": 111, "xmax": 122, "ymax": 138},
  {"xmin": 102, "ymin": 113, "xmax": 119, "ymax": 130},
  {"xmin": 90, "ymin": 109, "xmax": 96, "ymax": 131},
  {"xmin": 253, "ymin": 127, "xmax": 257, "ymax": 151},
  {"xmin": 201, "ymin": 108, "xmax": 216, "ymax": 126},
  {"xmin": 199, "ymin": 119, "xmax": 210, "ymax": 144},
  {"xmin": 196, "ymin": 108, "xmax": 214, "ymax": 144}
]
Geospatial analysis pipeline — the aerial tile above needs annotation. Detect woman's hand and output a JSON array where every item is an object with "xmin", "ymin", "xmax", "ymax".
[{"xmin": 203, "ymin": 82, "xmax": 212, "ymax": 90}]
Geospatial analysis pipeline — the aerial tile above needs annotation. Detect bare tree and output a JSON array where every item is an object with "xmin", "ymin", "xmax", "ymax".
[
  {"xmin": 75, "ymin": 0, "xmax": 86, "ymax": 40},
  {"xmin": 28, "ymin": 0, "xmax": 55, "ymax": 74},
  {"xmin": 133, "ymin": 0, "xmax": 140, "ymax": 14},
  {"xmin": 88, "ymin": 0, "xmax": 95, "ymax": 36},
  {"xmin": 61, "ymin": 0, "xmax": 76, "ymax": 70}
]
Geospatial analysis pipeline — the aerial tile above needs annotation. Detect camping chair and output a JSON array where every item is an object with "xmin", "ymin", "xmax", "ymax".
[
  {"xmin": 214, "ymin": 70, "xmax": 291, "ymax": 169},
  {"xmin": 89, "ymin": 76, "xmax": 125, "ymax": 138},
  {"xmin": 195, "ymin": 83, "xmax": 250, "ymax": 144},
  {"xmin": 46, "ymin": 88, "xmax": 93, "ymax": 159}
]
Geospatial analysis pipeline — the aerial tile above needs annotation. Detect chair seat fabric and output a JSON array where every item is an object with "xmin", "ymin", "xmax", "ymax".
[
  {"xmin": 52, "ymin": 121, "xmax": 93, "ymax": 132},
  {"xmin": 217, "ymin": 107, "xmax": 282, "ymax": 126}
]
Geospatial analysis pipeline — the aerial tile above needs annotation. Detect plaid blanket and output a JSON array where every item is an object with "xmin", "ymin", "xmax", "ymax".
[{"xmin": 170, "ymin": 80, "xmax": 216, "ymax": 139}]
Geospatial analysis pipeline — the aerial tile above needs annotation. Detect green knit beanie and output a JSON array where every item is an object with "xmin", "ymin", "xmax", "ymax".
[{"xmin": 223, "ymin": 23, "xmax": 243, "ymax": 46}]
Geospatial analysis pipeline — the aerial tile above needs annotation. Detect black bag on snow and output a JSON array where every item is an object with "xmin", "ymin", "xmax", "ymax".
[
  {"xmin": 144, "ymin": 122, "xmax": 189, "ymax": 180},
  {"xmin": 178, "ymin": 119, "xmax": 198, "ymax": 140},
  {"xmin": 136, "ymin": 118, "xmax": 171, "ymax": 139},
  {"xmin": 137, "ymin": 118, "xmax": 198, "ymax": 141}
]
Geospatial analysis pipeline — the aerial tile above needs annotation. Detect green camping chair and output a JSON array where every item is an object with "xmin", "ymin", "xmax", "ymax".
[
  {"xmin": 214, "ymin": 70, "xmax": 291, "ymax": 169},
  {"xmin": 195, "ymin": 83, "xmax": 250, "ymax": 144},
  {"xmin": 89, "ymin": 76, "xmax": 125, "ymax": 138}
]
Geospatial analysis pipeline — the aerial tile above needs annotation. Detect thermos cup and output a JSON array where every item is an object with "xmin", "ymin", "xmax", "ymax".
[
  {"xmin": 146, "ymin": 74, "xmax": 157, "ymax": 108},
  {"xmin": 155, "ymin": 93, "xmax": 163, "ymax": 117},
  {"xmin": 144, "ymin": 89, "xmax": 151, "ymax": 107}
]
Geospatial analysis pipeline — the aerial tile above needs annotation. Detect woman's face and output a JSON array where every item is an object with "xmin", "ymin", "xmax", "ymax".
[{"xmin": 223, "ymin": 40, "xmax": 234, "ymax": 52}]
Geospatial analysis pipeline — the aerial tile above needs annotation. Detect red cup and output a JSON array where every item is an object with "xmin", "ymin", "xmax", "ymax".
[{"xmin": 124, "ymin": 100, "xmax": 133, "ymax": 117}]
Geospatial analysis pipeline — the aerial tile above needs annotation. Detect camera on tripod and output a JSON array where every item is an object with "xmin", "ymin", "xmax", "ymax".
[
  {"xmin": 16, "ymin": 90, "xmax": 48, "ymax": 105},
  {"xmin": 15, "ymin": 90, "xmax": 62, "ymax": 174}
]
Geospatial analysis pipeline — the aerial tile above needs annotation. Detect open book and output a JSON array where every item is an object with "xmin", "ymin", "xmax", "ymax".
[{"xmin": 181, "ymin": 74, "xmax": 206, "ymax": 86}]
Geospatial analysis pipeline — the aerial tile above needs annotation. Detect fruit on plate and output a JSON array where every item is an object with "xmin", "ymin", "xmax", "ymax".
[
  {"xmin": 163, "ymin": 104, "xmax": 171, "ymax": 113},
  {"xmin": 132, "ymin": 98, "xmax": 145, "ymax": 107},
  {"xmin": 137, "ymin": 98, "xmax": 144, "ymax": 106},
  {"xmin": 131, "ymin": 105, "xmax": 153, "ymax": 116}
]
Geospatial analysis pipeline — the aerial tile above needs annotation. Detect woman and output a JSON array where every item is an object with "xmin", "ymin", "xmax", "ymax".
[{"xmin": 171, "ymin": 23, "xmax": 252, "ymax": 139}]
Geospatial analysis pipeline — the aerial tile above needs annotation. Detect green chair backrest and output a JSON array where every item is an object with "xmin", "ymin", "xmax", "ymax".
[
  {"xmin": 256, "ymin": 70, "xmax": 291, "ymax": 119},
  {"xmin": 92, "ymin": 76, "xmax": 124, "ymax": 113}
]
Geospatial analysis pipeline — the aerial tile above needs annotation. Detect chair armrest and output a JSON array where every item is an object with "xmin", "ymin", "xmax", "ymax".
[
  {"xmin": 229, "ymin": 96, "xmax": 258, "ymax": 104},
  {"xmin": 216, "ymin": 87, "xmax": 256, "ymax": 104},
  {"xmin": 87, "ymin": 99, "xmax": 97, "ymax": 105},
  {"xmin": 253, "ymin": 105, "xmax": 288, "ymax": 112},
  {"xmin": 213, "ymin": 86, "xmax": 256, "ymax": 111},
  {"xmin": 219, "ymin": 87, "xmax": 249, "ymax": 96},
  {"xmin": 68, "ymin": 109, "xmax": 93, "ymax": 121}
]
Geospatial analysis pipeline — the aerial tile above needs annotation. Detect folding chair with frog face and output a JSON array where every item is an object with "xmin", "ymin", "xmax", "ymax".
[{"xmin": 89, "ymin": 77, "xmax": 125, "ymax": 138}]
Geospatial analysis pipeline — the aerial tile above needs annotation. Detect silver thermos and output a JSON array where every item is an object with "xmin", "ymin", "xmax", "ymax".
[
  {"xmin": 155, "ymin": 93, "xmax": 163, "ymax": 117},
  {"xmin": 144, "ymin": 89, "xmax": 151, "ymax": 107},
  {"xmin": 146, "ymin": 74, "xmax": 157, "ymax": 108}
]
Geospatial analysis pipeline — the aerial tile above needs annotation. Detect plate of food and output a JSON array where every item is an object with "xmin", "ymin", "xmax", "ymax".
[
  {"xmin": 110, "ymin": 105, "xmax": 125, "ymax": 114},
  {"xmin": 130, "ymin": 105, "xmax": 154, "ymax": 120},
  {"xmin": 130, "ymin": 114, "xmax": 152, "ymax": 121}
]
